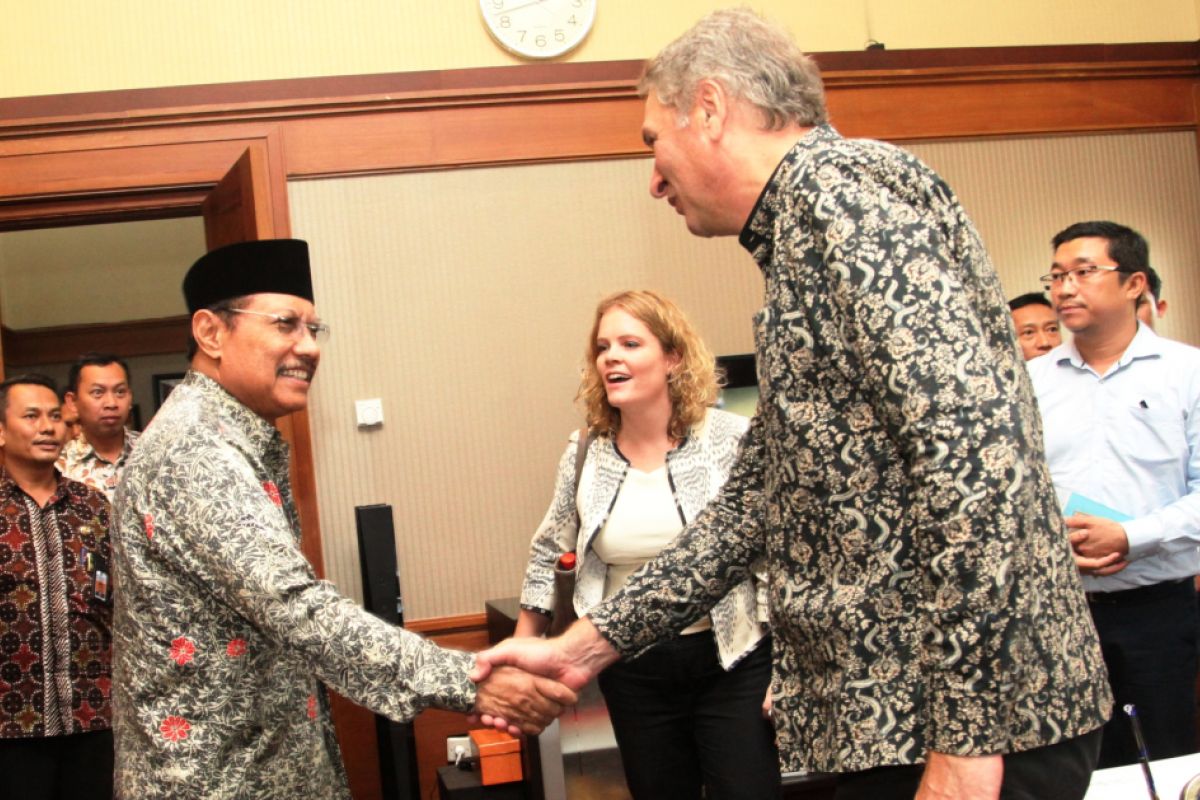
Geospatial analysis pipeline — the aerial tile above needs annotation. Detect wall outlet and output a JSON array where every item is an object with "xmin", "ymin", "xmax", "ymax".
[{"xmin": 446, "ymin": 734, "xmax": 473, "ymax": 764}]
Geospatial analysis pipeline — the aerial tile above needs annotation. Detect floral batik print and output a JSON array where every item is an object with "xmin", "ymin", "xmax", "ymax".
[
  {"xmin": 588, "ymin": 125, "xmax": 1111, "ymax": 774},
  {"xmin": 0, "ymin": 470, "xmax": 112, "ymax": 739},
  {"xmin": 111, "ymin": 371, "xmax": 476, "ymax": 799},
  {"xmin": 57, "ymin": 429, "xmax": 140, "ymax": 502}
]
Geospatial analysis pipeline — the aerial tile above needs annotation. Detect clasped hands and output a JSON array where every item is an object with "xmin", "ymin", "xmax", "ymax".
[
  {"xmin": 470, "ymin": 619, "xmax": 617, "ymax": 735},
  {"xmin": 1066, "ymin": 512, "xmax": 1129, "ymax": 576}
]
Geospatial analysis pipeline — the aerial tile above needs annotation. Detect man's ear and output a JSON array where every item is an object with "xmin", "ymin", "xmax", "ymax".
[
  {"xmin": 694, "ymin": 78, "xmax": 728, "ymax": 138},
  {"xmin": 1125, "ymin": 271, "xmax": 1148, "ymax": 301},
  {"xmin": 192, "ymin": 310, "xmax": 226, "ymax": 360}
]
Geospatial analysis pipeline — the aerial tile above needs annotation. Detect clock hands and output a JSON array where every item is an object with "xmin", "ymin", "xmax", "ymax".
[{"xmin": 497, "ymin": 0, "xmax": 548, "ymax": 15}]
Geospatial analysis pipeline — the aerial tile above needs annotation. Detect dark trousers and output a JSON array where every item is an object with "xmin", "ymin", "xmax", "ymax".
[
  {"xmin": 598, "ymin": 631, "xmax": 781, "ymax": 800},
  {"xmin": 834, "ymin": 727, "xmax": 1102, "ymax": 800},
  {"xmin": 1088, "ymin": 577, "xmax": 1198, "ymax": 768},
  {"xmin": 0, "ymin": 729, "xmax": 114, "ymax": 800}
]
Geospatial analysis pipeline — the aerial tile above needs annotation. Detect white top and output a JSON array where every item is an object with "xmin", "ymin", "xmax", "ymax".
[
  {"xmin": 1028, "ymin": 323, "xmax": 1200, "ymax": 591},
  {"xmin": 593, "ymin": 465, "xmax": 711, "ymax": 634}
]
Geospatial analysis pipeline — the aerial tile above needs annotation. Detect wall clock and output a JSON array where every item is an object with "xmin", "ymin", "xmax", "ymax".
[{"xmin": 479, "ymin": 0, "xmax": 597, "ymax": 60}]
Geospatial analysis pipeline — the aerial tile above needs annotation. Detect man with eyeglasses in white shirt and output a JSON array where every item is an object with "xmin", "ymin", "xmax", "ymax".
[{"xmin": 1028, "ymin": 220, "xmax": 1200, "ymax": 769}]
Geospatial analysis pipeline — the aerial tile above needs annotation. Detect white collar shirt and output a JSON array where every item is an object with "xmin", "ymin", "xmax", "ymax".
[{"xmin": 1028, "ymin": 323, "xmax": 1200, "ymax": 591}]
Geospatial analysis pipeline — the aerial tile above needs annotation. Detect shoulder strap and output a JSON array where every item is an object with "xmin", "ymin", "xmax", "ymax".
[{"xmin": 572, "ymin": 427, "xmax": 590, "ymax": 492}]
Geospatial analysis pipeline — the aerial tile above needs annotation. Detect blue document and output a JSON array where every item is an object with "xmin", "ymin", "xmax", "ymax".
[{"xmin": 1063, "ymin": 492, "xmax": 1134, "ymax": 523}]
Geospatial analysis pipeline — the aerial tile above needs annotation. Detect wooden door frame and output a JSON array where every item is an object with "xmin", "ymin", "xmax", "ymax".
[
  {"xmin": 0, "ymin": 124, "xmax": 324, "ymax": 577},
  {"xmin": 0, "ymin": 120, "xmax": 389, "ymax": 796}
]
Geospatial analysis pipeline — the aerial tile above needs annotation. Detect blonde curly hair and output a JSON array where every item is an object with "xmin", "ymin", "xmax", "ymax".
[{"xmin": 578, "ymin": 290, "xmax": 721, "ymax": 441}]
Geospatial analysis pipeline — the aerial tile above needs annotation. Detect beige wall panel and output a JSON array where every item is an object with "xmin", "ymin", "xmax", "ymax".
[
  {"xmin": 289, "ymin": 158, "xmax": 761, "ymax": 616},
  {"xmin": 6, "ymin": 0, "xmax": 1197, "ymax": 98},
  {"xmin": 0, "ymin": 218, "xmax": 201, "ymax": 329},
  {"xmin": 906, "ymin": 131, "xmax": 1200, "ymax": 346},
  {"xmin": 293, "ymin": 132, "xmax": 1200, "ymax": 620}
]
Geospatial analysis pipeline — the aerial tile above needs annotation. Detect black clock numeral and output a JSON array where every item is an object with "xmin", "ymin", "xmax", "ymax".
[
  {"xmin": 535, "ymin": 33, "xmax": 547, "ymax": 47},
  {"xmin": 571, "ymin": 0, "xmax": 583, "ymax": 6},
  {"xmin": 568, "ymin": 15, "xmax": 577, "ymax": 25},
  {"xmin": 499, "ymin": 15, "xmax": 510, "ymax": 28},
  {"xmin": 555, "ymin": 29, "xmax": 565, "ymax": 43},
  {"xmin": 490, "ymin": 0, "xmax": 503, "ymax": 10},
  {"xmin": 518, "ymin": 30, "xmax": 527, "ymax": 42}
]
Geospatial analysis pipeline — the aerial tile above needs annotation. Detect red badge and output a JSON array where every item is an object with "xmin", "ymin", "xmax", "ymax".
[
  {"xmin": 143, "ymin": 513, "xmax": 155, "ymax": 540},
  {"xmin": 263, "ymin": 481, "xmax": 282, "ymax": 506},
  {"xmin": 226, "ymin": 638, "xmax": 248, "ymax": 658},
  {"xmin": 307, "ymin": 694, "xmax": 318, "ymax": 720}
]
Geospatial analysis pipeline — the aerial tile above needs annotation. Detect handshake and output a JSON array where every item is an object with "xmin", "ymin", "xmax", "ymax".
[{"xmin": 467, "ymin": 618, "xmax": 619, "ymax": 735}]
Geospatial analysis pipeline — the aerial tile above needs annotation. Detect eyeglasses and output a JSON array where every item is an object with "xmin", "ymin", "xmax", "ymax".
[
  {"xmin": 1039, "ymin": 264, "xmax": 1122, "ymax": 291},
  {"xmin": 225, "ymin": 308, "xmax": 330, "ymax": 342}
]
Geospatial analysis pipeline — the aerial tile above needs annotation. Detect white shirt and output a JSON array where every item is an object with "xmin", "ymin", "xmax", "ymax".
[
  {"xmin": 1028, "ymin": 323, "xmax": 1200, "ymax": 591},
  {"xmin": 592, "ymin": 464, "xmax": 710, "ymax": 633}
]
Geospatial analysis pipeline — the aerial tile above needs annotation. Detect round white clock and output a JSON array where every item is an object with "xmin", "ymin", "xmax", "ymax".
[{"xmin": 479, "ymin": 0, "xmax": 597, "ymax": 60}]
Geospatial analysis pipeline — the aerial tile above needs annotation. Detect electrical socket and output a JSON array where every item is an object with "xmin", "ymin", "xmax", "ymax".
[{"xmin": 446, "ymin": 734, "xmax": 473, "ymax": 764}]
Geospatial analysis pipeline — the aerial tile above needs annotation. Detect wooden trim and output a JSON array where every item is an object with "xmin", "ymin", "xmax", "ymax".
[
  {"xmin": 1, "ymin": 316, "xmax": 191, "ymax": 367},
  {"xmin": 2, "ymin": 43, "xmax": 1196, "ymax": 136},
  {"xmin": 1, "ymin": 43, "xmax": 1199, "ymax": 190},
  {"xmin": 405, "ymin": 612, "xmax": 488, "ymax": 637}
]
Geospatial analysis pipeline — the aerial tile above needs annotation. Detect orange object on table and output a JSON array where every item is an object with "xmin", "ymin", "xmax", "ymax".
[{"xmin": 468, "ymin": 728, "xmax": 523, "ymax": 786}]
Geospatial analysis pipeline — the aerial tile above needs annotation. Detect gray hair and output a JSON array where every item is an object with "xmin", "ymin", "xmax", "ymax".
[{"xmin": 639, "ymin": 8, "xmax": 828, "ymax": 130}]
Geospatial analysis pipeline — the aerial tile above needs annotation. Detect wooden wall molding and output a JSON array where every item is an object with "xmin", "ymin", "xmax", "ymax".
[
  {"xmin": 1, "ymin": 42, "xmax": 1199, "ymax": 194},
  {"xmin": 1, "ymin": 316, "xmax": 191, "ymax": 366}
]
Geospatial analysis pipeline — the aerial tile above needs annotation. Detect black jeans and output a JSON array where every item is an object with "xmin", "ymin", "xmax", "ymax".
[
  {"xmin": 598, "ymin": 630, "xmax": 781, "ymax": 800},
  {"xmin": 834, "ymin": 727, "xmax": 1102, "ymax": 800},
  {"xmin": 0, "ymin": 729, "xmax": 114, "ymax": 800},
  {"xmin": 1088, "ymin": 577, "xmax": 1199, "ymax": 768}
]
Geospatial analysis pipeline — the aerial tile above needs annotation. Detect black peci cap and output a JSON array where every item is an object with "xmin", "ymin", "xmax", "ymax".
[{"xmin": 183, "ymin": 239, "xmax": 314, "ymax": 313}]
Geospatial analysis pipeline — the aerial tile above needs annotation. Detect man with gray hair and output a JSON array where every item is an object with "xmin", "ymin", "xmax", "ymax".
[{"xmin": 477, "ymin": 9, "xmax": 1110, "ymax": 799}]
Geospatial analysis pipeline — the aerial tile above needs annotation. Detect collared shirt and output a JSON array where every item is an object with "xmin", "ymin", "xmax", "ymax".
[
  {"xmin": 111, "ymin": 371, "xmax": 476, "ymax": 799},
  {"xmin": 588, "ymin": 125, "xmax": 1110, "ymax": 773},
  {"xmin": 0, "ymin": 468, "xmax": 112, "ymax": 739},
  {"xmin": 57, "ymin": 428, "xmax": 140, "ymax": 501},
  {"xmin": 1029, "ymin": 323, "xmax": 1200, "ymax": 591}
]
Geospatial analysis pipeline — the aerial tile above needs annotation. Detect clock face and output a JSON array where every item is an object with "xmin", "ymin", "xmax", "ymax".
[{"xmin": 480, "ymin": 0, "xmax": 597, "ymax": 60}]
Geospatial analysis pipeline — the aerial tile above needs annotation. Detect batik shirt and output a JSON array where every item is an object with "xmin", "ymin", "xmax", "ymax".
[
  {"xmin": 111, "ymin": 371, "xmax": 476, "ymax": 799},
  {"xmin": 589, "ymin": 125, "xmax": 1111, "ymax": 773},
  {"xmin": 57, "ymin": 428, "xmax": 140, "ymax": 502},
  {"xmin": 0, "ymin": 468, "xmax": 112, "ymax": 739}
]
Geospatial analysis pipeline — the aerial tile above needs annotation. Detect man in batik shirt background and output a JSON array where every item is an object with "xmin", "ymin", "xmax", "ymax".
[
  {"xmin": 57, "ymin": 352, "xmax": 139, "ymax": 502},
  {"xmin": 0, "ymin": 374, "xmax": 114, "ymax": 800}
]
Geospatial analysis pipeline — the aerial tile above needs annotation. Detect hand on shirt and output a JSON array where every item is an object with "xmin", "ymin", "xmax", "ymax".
[
  {"xmin": 1066, "ymin": 513, "xmax": 1129, "ymax": 576},
  {"xmin": 471, "ymin": 664, "xmax": 578, "ymax": 736}
]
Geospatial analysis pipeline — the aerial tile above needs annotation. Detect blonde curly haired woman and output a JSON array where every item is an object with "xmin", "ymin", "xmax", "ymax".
[{"xmin": 515, "ymin": 290, "xmax": 779, "ymax": 799}]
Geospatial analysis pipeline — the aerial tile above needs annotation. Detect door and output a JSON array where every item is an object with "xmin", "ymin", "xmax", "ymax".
[{"xmin": 199, "ymin": 146, "xmax": 327, "ymax": 581}]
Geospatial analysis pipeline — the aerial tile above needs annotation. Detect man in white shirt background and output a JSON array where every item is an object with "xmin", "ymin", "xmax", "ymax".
[{"xmin": 1028, "ymin": 220, "xmax": 1200, "ymax": 768}]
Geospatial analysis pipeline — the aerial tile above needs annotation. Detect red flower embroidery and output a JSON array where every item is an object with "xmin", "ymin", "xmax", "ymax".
[
  {"xmin": 307, "ymin": 694, "xmax": 318, "ymax": 720},
  {"xmin": 263, "ymin": 481, "xmax": 282, "ymax": 506},
  {"xmin": 160, "ymin": 715, "xmax": 190, "ymax": 742},
  {"xmin": 169, "ymin": 637, "xmax": 195, "ymax": 666},
  {"xmin": 226, "ymin": 638, "xmax": 248, "ymax": 658},
  {"xmin": 143, "ymin": 513, "xmax": 155, "ymax": 540}
]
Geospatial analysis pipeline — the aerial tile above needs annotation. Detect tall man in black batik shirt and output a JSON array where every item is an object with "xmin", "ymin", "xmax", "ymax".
[
  {"xmin": 0, "ymin": 374, "xmax": 114, "ymax": 800},
  {"xmin": 475, "ymin": 9, "xmax": 1111, "ymax": 800}
]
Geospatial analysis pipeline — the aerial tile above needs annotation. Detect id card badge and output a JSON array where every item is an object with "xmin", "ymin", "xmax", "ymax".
[{"xmin": 91, "ymin": 554, "xmax": 113, "ymax": 606}]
